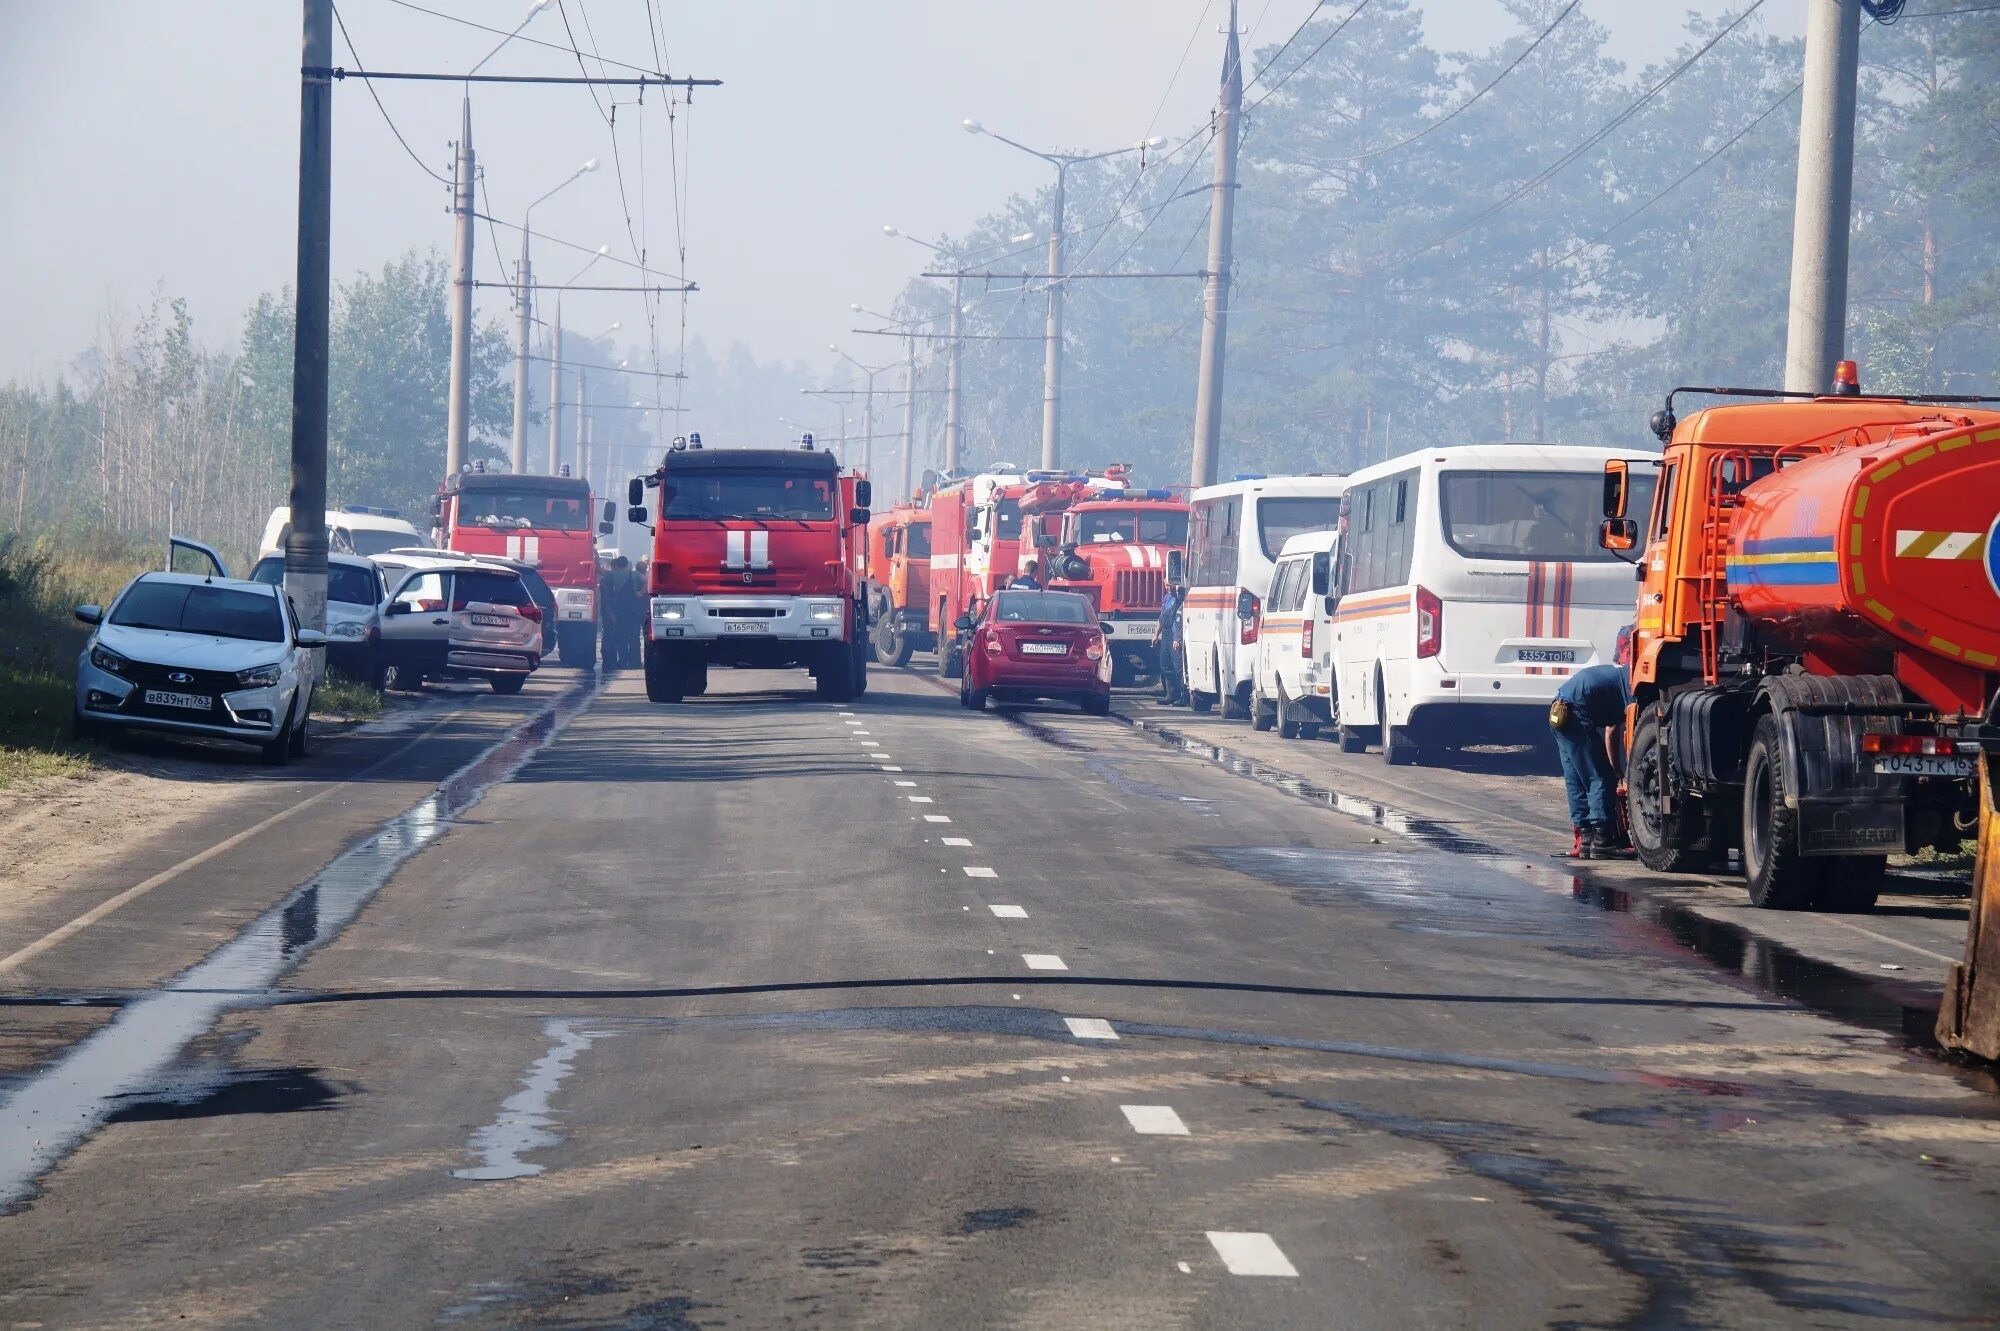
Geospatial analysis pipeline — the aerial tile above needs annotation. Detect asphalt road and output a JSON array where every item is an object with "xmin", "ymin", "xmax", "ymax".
[{"xmin": 3, "ymin": 666, "xmax": 1998, "ymax": 1328}]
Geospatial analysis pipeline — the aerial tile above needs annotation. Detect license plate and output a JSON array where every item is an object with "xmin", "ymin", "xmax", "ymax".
[
  {"xmin": 470, "ymin": 613, "xmax": 512, "ymax": 627},
  {"xmin": 143, "ymin": 689, "xmax": 211, "ymax": 711},
  {"xmin": 1019, "ymin": 642, "xmax": 1068, "ymax": 655},
  {"xmin": 1518, "ymin": 648, "xmax": 1576, "ymax": 663},
  {"xmin": 723, "ymin": 621, "xmax": 769, "ymax": 635},
  {"xmin": 1873, "ymin": 754, "xmax": 1974, "ymax": 777}
]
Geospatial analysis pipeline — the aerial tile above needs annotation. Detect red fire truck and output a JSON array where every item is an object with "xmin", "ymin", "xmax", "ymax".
[
  {"xmin": 1019, "ymin": 470, "xmax": 1188, "ymax": 686},
  {"xmin": 438, "ymin": 467, "xmax": 612, "ymax": 667},
  {"xmin": 927, "ymin": 468, "xmax": 1031, "ymax": 679},
  {"xmin": 627, "ymin": 437, "xmax": 872, "ymax": 703}
]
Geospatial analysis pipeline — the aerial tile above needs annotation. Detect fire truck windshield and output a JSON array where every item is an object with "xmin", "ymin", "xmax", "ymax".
[
  {"xmin": 663, "ymin": 470, "xmax": 835, "ymax": 522},
  {"xmin": 457, "ymin": 491, "xmax": 590, "ymax": 531},
  {"xmin": 1074, "ymin": 509, "xmax": 1188, "ymax": 546}
]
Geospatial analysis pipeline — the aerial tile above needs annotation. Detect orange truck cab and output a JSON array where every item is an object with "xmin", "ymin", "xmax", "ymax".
[
  {"xmin": 865, "ymin": 504, "xmax": 935, "ymax": 666},
  {"xmin": 1602, "ymin": 369, "xmax": 2000, "ymax": 922}
]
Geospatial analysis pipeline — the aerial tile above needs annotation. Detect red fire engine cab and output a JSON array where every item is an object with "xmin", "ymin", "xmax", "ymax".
[
  {"xmin": 438, "ymin": 466, "xmax": 612, "ymax": 667},
  {"xmin": 1019, "ymin": 469, "xmax": 1188, "ymax": 686},
  {"xmin": 626, "ymin": 434, "xmax": 872, "ymax": 704},
  {"xmin": 927, "ymin": 467, "xmax": 1030, "ymax": 679}
]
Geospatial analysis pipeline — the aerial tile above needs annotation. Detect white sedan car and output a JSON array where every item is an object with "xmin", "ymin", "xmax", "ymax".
[{"xmin": 73, "ymin": 572, "xmax": 326, "ymax": 763}]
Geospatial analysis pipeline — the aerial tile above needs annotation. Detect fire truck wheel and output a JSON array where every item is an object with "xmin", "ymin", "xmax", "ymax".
[
  {"xmin": 1251, "ymin": 684, "xmax": 1276, "ymax": 732},
  {"xmin": 1627, "ymin": 709, "xmax": 1711, "ymax": 873},
  {"xmin": 1741, "ymin": 714, "xmax": 1824, "ymax": 909},
  {"xmin": 1815, "ymin": 856, "xmax": 1885, "ymax": 913},
  {"xmin": 938, "ymin": 639, "xmax": 964, "ymax": 681},
  {"xmin": 888, "ymin": 632, "xmax": 914, "ymax": 668},
  {"xmin": 853, "ymin": 638, "xmax": 870, "ymax": 697},
  {"xmin": 645, "ymin": 645, "xmax": 686, "ymax": 704},
  {"xmin": 816, "ymin": 643, "xmax": 858, "ymax": 703},
  {"xmin": 557, "ymin": 622, "xmax": 598, "ymax": 671}
]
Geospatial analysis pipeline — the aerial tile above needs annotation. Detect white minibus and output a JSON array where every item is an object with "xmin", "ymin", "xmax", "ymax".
[
  {"xmin": 1181, "ymin": 475, "xmax": 1347, "ymax": 716},
  {"xmin": 1328, "ymin": 443, "xmax": 1656, "ymax": 764},
  {"xmin": 1249, "ymin": 529, "xmax": 1341, "ymax": 740}
]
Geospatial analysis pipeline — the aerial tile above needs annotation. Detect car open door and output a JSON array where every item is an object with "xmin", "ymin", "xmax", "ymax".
[{"xmin": 168, "ymin": 537, "xmax": 229, "ymax": 578}]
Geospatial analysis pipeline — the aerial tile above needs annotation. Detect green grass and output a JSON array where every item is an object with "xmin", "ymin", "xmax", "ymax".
[{"xmin": 312, "ymin": 670, "xmax": 384, "ymax": 722}]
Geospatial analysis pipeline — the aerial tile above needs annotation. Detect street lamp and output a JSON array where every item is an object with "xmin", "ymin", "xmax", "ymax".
[
  {"xmin": 963, "ymin": 119, "xmax": 1165, "ymax": 468},
  {"xmin": 513, "ymin": 158, "xmax": 600, "ymax": 471},
  {"xmin": 469, "ymin": 0, "xmax": 555, "ymax": 78},
  {"xmin": 829, "ymin": 344, "xmax": 900, "ymax": 476}
]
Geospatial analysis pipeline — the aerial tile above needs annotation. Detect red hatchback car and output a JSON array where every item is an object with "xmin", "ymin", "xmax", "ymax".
[{"xmin": 956, "ymin": 589, "xmax": 1113, "ymax": 715}]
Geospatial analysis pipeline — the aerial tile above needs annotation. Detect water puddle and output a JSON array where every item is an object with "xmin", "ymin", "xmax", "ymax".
[
  {"xmin": 453, "ymin": 1018, "xmax": 616, "ymax": 1181},
  {"xmin": 0, "ymin": 679, "xmax": 599, "ymax": 1212}
]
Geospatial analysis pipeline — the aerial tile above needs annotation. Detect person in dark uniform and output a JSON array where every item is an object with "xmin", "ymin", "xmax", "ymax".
[
  {"xmin": 1153, "ymin": 581, "xmax": 1188, "ymax": 706},
  {"xmin": 1012, "ymin": 560, "xmax": 1042, "ymax": 591},
  {"xmin": 1549, "ymin": 662, "xmax": 1632, "ymax": 859},
  {"xmin": 619, "ymin": 556, "xmax": 646, "ymax": 669}
]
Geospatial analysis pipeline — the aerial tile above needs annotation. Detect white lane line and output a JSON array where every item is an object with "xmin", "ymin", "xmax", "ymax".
[
  {"xmin": 895, "ymin": 781, "xmax": 919, "ymax": 787},
  {"xmin": 1121, "ymin": 1105, "xmax": 1189, "ymax": 1136},
  {"xmin": 838, "ymin": 711, "xmax": 856, "ymax": 716},
  {"xmin": 880, "ymin": 765, "xmax": 904, "ymax": 771},
  {"xmin": 1207, "ymin": 1232, "xmax": 1298, "ymax": 1278},
  {"xmin": 872, "ymin": 754, "xmax": 895, "ymax": 760},
  {"xmin": 1022, "ymin": 954, "xmax": 1067, "ymax": 971},
  {"xmin": 924, "ymin": 814, "xmax": 951, "ymax": 823},
  {"xmin": 1064, "ymin": 1017, "xmax": 1117, "ymax": 1040},
  {"xmin": 908, "ymin": 796, "xmax": 934, "ymax": 804},
  {"xmin": 989, "ymin": 905, "xmax": 1028, "ymax": 919},
  {"xmin": 852, "ymin": 730, "xmax": 871, "ymax": 736},
  {"xmin": 962, "ymin": 866, "xmax": 997, "ymax": 879},
  {"xmin": 860, "ymin": 741, "xmax": 880, "ymax": 748},
  {"xmin": 941, "ymin": 836, "xmax": 971, "ymax": 846}
]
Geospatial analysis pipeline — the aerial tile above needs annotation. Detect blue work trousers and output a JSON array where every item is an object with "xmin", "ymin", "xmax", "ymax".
[{"xmin": 1553, "ymin": 720, "xmax": 1616, "ymax": 828}]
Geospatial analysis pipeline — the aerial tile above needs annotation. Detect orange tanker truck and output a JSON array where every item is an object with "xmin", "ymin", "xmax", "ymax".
[
  {"xmin": 864, "ymin": 502, "xmax": 935, "ymax": 666},
  {"xmin": 1599, "ymin": 363, "xmax": 2000, "ymax": 1057}
]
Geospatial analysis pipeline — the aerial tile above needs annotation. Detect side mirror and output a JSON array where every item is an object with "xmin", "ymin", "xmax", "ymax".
[
  {"xmin": 429, "ymin": 495, "xmax": 443, "ymax": 521},
  {"xmin": 294, "ymin": 628, "xmax": 328, "ymax": 649},
  {"xmin": 1324, "ymin": 594, "xmax": 1338, "ymax": 617},
  {"xmin": 1602, "ymin": 459, "xmax": 1630, "ymax": 519},
  {"xmin": 602, "ymin": 500, "xmax": 617, "ymax": 523},
  {"xmin": 597, "ymin": 521, "xmax": 615, "ymax": 536},
  {"xmin": 953, "ymin": 614, "xmax": 975, "ymax": 632},
  {"xmin": 1598, "ymin": 517, "xmax": 1639, "ymax": 551},
  {"xmin": 627, "ymin": 506, "xmax": 649, "ymax": 525},
  {"xmin": 850, "ymin": 506, "xmax": 870, "ymax": 525},
  {"xmin": 627, "ymin": 477, "xmax": 645, "ymax": 507},
  {"xmin": 385, "ymin": 602, "xmax": 411, "ymax": 617},
  {"xmin": 855, "ymin": 479, "xmax": 873, "ymax": 508},
  {"xmin": 1034, "ymin": 532, "xmax": 1058, "ymax": 550},
  {"xmin": 1100, "ymin": 621, "xmax": 1116, "ymax": 637},
  {"xmin": 75, "ymin": 604, "xmax": 103, "ymax": 625},
  {"xmin": 1166, "ymin": 550, "xmax": 1185, "ymax": 585},
  {"xmin": 1310, "ymin": 552, "xmax": 1331, "ymax": 597}
]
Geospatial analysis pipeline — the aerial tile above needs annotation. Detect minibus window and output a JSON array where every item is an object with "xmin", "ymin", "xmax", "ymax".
[
  {"xmin": 1258, "ymin": 497, "xmax": 1341, "ymax": 561},
  {"xmin": 1441, "ymin": 470, "xmax": 1655, "ymax": 563}
]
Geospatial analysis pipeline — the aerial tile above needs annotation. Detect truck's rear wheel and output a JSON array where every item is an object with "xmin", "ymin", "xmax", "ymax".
[
  {"xmin": 557, "ymin": 621, "xmax": 597, "ymax": 671},
  {"xmin": 645, "ymin": 643, "xmax": 686, "ymax": 704},
  {"xmin": 938, "ymin": 637, "xmax": 964, "ymax": 681},
  {"xmin": 1627, "ymin": 709, "xmax": 1711, "ymax": 873},
  {"xmin": 1742, "ymin": 714, "xmax": 1823, "ymax": 909}
]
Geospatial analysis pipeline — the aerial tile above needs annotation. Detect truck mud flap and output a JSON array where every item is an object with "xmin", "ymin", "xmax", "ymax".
[{"xmin": 1763, "ymin": 673, "xmax": 1906, "ymax": 857}]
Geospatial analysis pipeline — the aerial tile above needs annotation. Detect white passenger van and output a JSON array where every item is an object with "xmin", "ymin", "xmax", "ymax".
[
  {"xmin": 259, "ymin": 504, "xmax": 422, "ymax": 559},
  {"xmin": 1328, "ymin": 443, "xmax": 1656, "ymax": 764},
  {"xmin": 1249, "ymin": 529, "xmax": 1341, "ymax": 739},
  {"xmin": 1182, "ymin": 475, "xmax": 1347, "ymax": 717}
]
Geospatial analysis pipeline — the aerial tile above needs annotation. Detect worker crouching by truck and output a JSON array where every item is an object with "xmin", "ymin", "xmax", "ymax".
[{"xmin": 1550, "ymin": 662, "xmax": 1635, "ymax": 860}]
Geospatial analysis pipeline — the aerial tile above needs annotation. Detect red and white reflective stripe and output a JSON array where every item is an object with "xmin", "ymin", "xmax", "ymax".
[
  {"xmin": 724, "ymin": 531, "xmax": 747, "ymax": 569},
  {"xmin": 504, "ymin": 535, "xmax": 542, "ymax": 565},
  {"xmin": 749, "ymin": 530, "xmax": 771, "ymax": 569}
]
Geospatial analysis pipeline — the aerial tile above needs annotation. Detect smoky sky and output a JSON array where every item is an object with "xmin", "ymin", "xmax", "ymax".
[{"xmin": 0, "ymin": 1, "xmax": 1799, "ymax": 386}]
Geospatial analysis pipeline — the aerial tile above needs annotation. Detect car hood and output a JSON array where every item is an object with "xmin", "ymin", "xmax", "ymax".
[{"xmin": 95, "ymin": 623, "xmax": 288, "ymax": 672}]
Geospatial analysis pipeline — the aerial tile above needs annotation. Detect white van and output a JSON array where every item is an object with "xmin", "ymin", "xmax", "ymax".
[
  {"xmin": 1182, "ymin": 475, "xmax": 1347, "ymax": 717},
  {"xmin": 259, "ymin": 505, "xmax": 422, "ymax": 559},
  {"xmin": 1328, "ymin": 443, "xmax": 1657, "ymax": 764},
  {"xmin": 1249, "ymin": 530, "xmax": 1340, "ymax": 739}
]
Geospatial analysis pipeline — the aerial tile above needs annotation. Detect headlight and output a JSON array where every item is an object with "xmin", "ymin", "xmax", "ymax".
[
  {"xmin": 236, "ymin": 662, "xmax": 284, "ymax": 688},
  {"xmin": 90, "ymin": 644, "xmax": 131, "ymax": 676},
  {"xmin": 330, "ymin": 621, "xmax": 367, "ymax": 639},
  {"xmin": 809, "ymin": 601, "xmax": 842, "ymax": 622},
  {"xmin": 654, "ymin": 601, "xmax": 685, "ymax": 621}
]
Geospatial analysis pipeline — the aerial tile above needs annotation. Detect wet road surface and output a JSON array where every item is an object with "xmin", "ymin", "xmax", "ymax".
[{"xmin": 2, "ymin": 667, "xmax": 1998, "ymax": 1328}]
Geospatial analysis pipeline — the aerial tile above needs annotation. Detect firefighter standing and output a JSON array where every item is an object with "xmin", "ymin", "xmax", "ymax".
[
  {"xmin": 1548, "ymin": 662, "xmax": 1631, "ymax": 859},
  {"xmin": 1153, "ymin": 581, "xmax": 1187, "ymax": 706}
]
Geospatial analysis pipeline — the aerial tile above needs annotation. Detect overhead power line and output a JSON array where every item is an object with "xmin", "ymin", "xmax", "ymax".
[
  {"xmin": 1246, "ymin": 0, "xmax": 1377, "ymax": 112},
  {"xmin": 329, "ymin": 3, "xmax": 450, "ymax": 185},
  {"xmin": 382, "ymin": 0, "xmax": 669, "ymax": 77}
]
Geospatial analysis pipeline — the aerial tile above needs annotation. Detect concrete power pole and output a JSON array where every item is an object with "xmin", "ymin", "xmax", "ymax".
[
  {"xmin": 445, "ymin": 98, "xmax": 476, "ymax": 480},
  {"xmin": 1189, "ymin": 0, "xmax": 1242, "ymax": 491},
  {"xmin": 285, "ymin": 0, "xmax": 333, "ymax": 635},
  {"xmin": 574, "ymin": 366, "xmax": 587, "ymax": 480},
  {"xmin": 1041, "ymin": 171, "xmax": 1067, "ymax": 471},
  {"xmin": 511, "ymin": 231, "xmax": 533, "ymax": 472},
  {"xmin": 945, "ymin": 272, "xmax": 964, "ymax": 473},
  {"xmin": 899, "ymin": 334, "xmax": 917, "ymax": 500},
  {"xmin": 547, "ymin": 299, "xmax": 562, "ymax": 475},
  {"xmin": 1783, "ymin": 0, "xmax": 1863, "ymax": 394},
  {"xmin": 860, "ymin": 370, "xmax": 876, "ymax": 476}
]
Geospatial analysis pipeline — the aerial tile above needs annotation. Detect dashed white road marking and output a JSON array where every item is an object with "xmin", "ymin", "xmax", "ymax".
[
  {"xmin": 871, "ymin": 753, "xmax": 895, "ymax": 760},
  {"xmin": 1064, "ymin": 1018, "xmax": 1117, "ymax": 1040},
  {"xmin": 924, "ymin": 815, "xmax": 951, "ymax": 823},
  {"xmin": 880, "ymin": 765, "xmax": 904, "ymax": 771},
  {"xmin": 852, "ymin": 730, "xmax": 871, "ymax": 736},
  {"xmin": 895, "ymin": 781, "xmax": 919, "ymax": 787},
  {"xmin": 1207, "ymin": 1233, "xmax": 1297, "ymax": 1278},
  {"xmin": 1121, "ymin": 1105, "xmax": 1189, "ymax": 1136},
  {"xmin": 838, "ymin": 711, "xmax": 855, "ymax": 716},
  {"xmin": 1022, "ymin": 954, "xmax": 1067, "ymax": 971},
  {"xmin": 907, "ymin": 796, "xmax": 934, "ymax": 804},
  {"xmin": 962, "ymin": 866, "xmax": 997, "ymax": 879},
  {"xmin": 860, "ymin": 741, "xmax": 880, "ymax": 747},
  {"xmin": 1177, "ymin": 1262, "xmax": 1193, "ymax": 1275},
  {"xmin": 941, "ymin": 836, "xmax": 971, "ymax": 847},
  {"xmin": 989, "ymin": 905, "xmax": 1028, "ymax": 919}
]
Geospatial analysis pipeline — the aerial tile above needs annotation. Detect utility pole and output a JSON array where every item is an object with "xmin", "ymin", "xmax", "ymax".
[
  {"xmin": 511, "ymin": 232, "xmax": 533, "ymax": 472},
  {"xmin": 574, "ymin": 366, "xmax": 587, "ymax": 481},
  {"xmin": 1041, "ymin": 169, "xmax": 1067, "ymax": 471},
  {"xmin": 547, "ymin": 299, "xmax": 563, "ymax": 475},
  {"xmin": 1783, "ymin": 0, "xmax": 1862, "ymax": 394},
  {"xmin": 1190, "ymin": 0, "xmax": 1242, "ymax": 491},
  {"xmin": 860, "ymin": 370, "xmax": 876, "ymax": 476},
  {"xmin": 899, "ymin": 334, "xmax": 917, "ymax": 499},
  {"xmin": 286, "ymin": 0, "xmax": 333, "ymax": 635},
  {"xmin": 945, "ymin": 272, "xmax": 964, "ymax": 473},
  {"xmin": 445, "ymin": 99, "xmax": 476, "ymax": 481}
]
